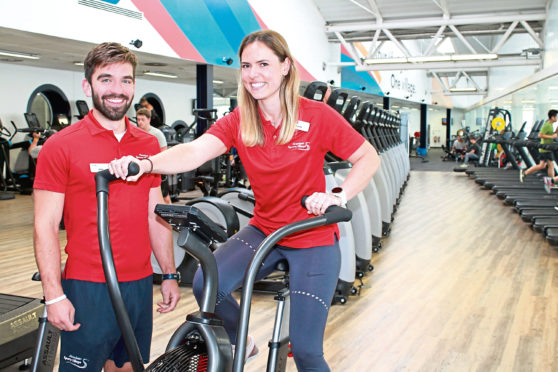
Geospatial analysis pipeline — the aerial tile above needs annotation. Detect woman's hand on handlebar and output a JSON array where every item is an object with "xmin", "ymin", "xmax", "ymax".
[
  {"xmin": 108, "ymin": 155, "xmax": 145, "ymax": 182},
  {"xmin": 304, "ymin": 192, "xmax": 342, "ymax": 216}
]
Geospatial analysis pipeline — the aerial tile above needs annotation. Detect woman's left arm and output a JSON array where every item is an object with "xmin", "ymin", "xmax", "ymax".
[
  {"xmin": 305, "ymin": 140, "xmax": 380, "ymax": 215},
  {"xmin": 340, "ymin": 140, "xmax": 380, "ymax": 201}
]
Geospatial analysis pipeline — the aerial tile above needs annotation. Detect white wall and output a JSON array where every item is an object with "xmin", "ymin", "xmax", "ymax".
[
  {"xmin": 365, "ymin": 41, "xmax": 431, "ymax": 103},
  {"xmin": 0, "ymin": 0, "xmax": 179, "ymax": 59},
  {"xmin": 405, "ymin": 109, "xmax": 421, "ymax": 139},
  {"xmin": 248, "ymin": 0, "xmax": 340, "ymax": 83}
]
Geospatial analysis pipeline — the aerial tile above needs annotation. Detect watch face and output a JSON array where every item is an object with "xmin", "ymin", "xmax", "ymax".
[{"xmin": 331, "ymin": 187, "xmax": 343, "ymax": 193}]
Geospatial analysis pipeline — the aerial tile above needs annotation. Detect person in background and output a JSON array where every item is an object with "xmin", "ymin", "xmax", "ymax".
[
  {"xmin": 33, "ymin": 42, "xmax": 180, "ymax": 372},
  {"xmin": 28, "ymin": 131, "xmax": 43, "ymax": 159},
  {"xmin": 136, "ymin": 107, "xmax": 171, "ymax": 204},
  {"xmin": 460, "ymin": 136, "xmax": 481, "ymax": 167},
  {"xmin": 109, "ymin": 29, "xmax": 380, "ymax": 371},
  {"xmin": 520, "ymin": 109, "xmax": 558, "ymax": 183},
  {"xmin": 139, "ymin": 97, "xmax": 162, "ymax": 127},
  {"xmin": 442, "ymin": 134, "xmax": 466, "ymax": 161}
]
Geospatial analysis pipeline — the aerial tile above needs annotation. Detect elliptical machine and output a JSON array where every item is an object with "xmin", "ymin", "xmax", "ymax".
[{"xmin": 95, "ymin": 165, "xmax": 352, "ymax": 372}]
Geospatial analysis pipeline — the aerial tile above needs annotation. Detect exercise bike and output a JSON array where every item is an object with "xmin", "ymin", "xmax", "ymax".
[{"xmin": 95, "ymin": 164, "xmax": 352, "ymax": 372}]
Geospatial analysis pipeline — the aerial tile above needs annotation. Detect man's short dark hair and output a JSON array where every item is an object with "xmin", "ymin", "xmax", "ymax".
[
  {"xmin": 84, "ymin": 42, "xmax": 137, "ymax": 84},
  {"xmin": 549, "ymin": 109, "xmax": 558, "ymax": 119},
  {"xmin": 136, "ymin": 108, "xmax": 151, "ymax": 119}
]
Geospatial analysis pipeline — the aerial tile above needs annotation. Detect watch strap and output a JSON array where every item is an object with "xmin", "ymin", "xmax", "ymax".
[
  {"xmin": 330, "ymin": 187, "xmax": 347, "ymax": 206},
  {"xmin": 162, "ymin": 272, "xmax": 181, "ymax": 283}
]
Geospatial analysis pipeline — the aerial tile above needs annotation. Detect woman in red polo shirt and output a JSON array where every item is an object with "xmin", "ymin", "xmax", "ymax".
[{"xmin": 111, "ymin": 30, "xmax": 379, "ymax": 371}]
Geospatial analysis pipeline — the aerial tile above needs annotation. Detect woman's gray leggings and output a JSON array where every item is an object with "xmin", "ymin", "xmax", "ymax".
[{"xmin": 192, "ymin": 225, "xmax": 341, "ymax": 371}]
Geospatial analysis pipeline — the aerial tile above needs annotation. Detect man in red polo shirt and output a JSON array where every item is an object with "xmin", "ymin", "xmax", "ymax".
[{"xmin": 33, "ymin": 42, "xmax": 180, "ymax": 372}]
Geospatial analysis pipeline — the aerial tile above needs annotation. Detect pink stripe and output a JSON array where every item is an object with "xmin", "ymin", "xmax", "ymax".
[{"xmin": 131, "ymin": 0, "xmax": 205, "ymax": 63}]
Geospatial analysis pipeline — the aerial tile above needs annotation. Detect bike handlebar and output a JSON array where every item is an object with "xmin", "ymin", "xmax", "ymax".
[{"xmin": 95, "ymin": 162, "xmax": 140, "ymax": 194}]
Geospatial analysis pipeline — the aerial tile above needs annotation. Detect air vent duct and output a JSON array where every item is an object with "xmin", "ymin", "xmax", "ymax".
[{"xmin": 78, "ymin": 0, "xmax": 143, "ymax": 20}]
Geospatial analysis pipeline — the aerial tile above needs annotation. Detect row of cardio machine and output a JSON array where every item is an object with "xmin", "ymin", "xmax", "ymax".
[
  {"xmin": 0, "ymin": 102, "xmax": 88, "ymax": 199},
  {"xmin": 458, "ymin": 109, "xmax": 558, "ymax": 245},
  {"xmin": 159, "ymin": 81, "xmax": 410, "ymax": 305}
]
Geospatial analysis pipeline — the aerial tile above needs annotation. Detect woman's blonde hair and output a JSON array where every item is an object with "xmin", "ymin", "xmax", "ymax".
[{"xmin": 237, "ymin": 30, "xmax": 300, "ymax": 146}]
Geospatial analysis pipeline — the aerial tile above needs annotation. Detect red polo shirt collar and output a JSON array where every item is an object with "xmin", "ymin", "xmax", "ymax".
[{"xmin": 85, "ymin": 110, "xmax": 141, "ymax": 139}]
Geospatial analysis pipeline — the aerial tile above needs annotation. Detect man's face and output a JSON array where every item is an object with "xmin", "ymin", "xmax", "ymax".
[
  {"xmin": 136, "ymin": 114, "xmax": 150, "ymax": 131},
  {"xmin": 84, "ymin": 62, "xmax": 135, "ymax": 121}
]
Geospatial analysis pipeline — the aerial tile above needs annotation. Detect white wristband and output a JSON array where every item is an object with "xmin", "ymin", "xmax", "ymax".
[{"xmin": 45, "ymin": 294, "xmax": 67, "ymax": 305}]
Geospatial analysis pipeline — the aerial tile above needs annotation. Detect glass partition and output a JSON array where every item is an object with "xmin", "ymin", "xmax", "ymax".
[{"xmin": 465, "ymin": 75, "xmax": 558, "ymax": 136}]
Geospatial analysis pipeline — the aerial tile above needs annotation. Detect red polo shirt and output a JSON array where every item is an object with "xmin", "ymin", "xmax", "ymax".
[
  {"xmin": 207, "ymin": 97, "xmax": 365, "ymax": 248},
  {"xmin": 34, "ymin": 111, "xmax": 161, "ymax": 282}
]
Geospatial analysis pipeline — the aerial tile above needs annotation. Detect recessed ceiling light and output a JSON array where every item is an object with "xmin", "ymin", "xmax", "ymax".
[
  {"xmin": 0, "ymin": 49, "xmax": 40, "ymax": 60},
  {"xmin": 143, "ymin": 71, "xmax": 178, "ymax": 79},
  {"xmin": 144, "ymin": 62, "xmax": 168, "ymax": 67}
]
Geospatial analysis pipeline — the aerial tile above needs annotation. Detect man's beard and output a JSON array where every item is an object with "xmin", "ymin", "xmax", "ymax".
[{"xmin": 92, "ymin": 88, "xmax": 134, "ymax": 121}]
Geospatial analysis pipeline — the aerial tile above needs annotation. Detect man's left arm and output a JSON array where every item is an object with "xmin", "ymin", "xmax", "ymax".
[{"xmin": 148, "ymin": 186, "xmax": 180, "ymax": 313}]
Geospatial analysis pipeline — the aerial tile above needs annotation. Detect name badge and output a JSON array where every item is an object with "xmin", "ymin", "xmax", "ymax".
[
  {"xmin": 295, "ymin": 120, "xmax": 310, "ymax": 132},
  {"xmin": 90, "ymin": 163, "xmax": 109, "ymax": 173}
]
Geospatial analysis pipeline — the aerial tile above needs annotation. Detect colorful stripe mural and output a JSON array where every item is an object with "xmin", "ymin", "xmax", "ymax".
[
  {"xmin": 131, "ymin": 0, "xmax": 315, "ymax": 81},
  {"xmin": 340, "ymin": 45, "xmax": 383, "ymax": 95}
]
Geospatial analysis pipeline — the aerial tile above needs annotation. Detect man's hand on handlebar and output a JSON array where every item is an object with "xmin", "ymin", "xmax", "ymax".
[
  {"xmin": 108, "ymin": 156, "xmax": 146, "ymax": 182},
  {"xmin": 304, "ymin": 192, "xmax": 342, "ymax": 216}
]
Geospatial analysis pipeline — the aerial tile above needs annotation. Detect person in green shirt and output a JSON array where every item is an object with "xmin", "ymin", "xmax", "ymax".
[{"xmin": 520, "ymin": 109, "xmax": 558, "ymax": 183}]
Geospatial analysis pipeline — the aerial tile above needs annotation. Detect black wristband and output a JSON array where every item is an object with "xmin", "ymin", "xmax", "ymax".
[
  {"xmin": 162, "ymin": 272, "xmax": 180, "ymax": 283},
  {"xmin": 144, "ymin": 158, "xmax": 153, "ymax": 174}
]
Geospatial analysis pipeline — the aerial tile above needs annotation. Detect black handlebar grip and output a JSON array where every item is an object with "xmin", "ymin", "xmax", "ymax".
[
  {"xmin": 238, "ymin": 192, "xmax": 255, "ymax": 203},
  {"xmin": 323, "ymin": 205, "xmax": 352, "ymax": 224},
  {"xmin": 95, "ymin": 162, "xmax": 140, "ymax": 194},
  {"xmin": 300, "ymin": 195, "xmax": 352, "ymax": 224}
]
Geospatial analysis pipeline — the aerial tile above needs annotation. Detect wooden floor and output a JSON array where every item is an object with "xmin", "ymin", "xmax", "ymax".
[{"xmin": 2, "ymin": 170, "xmax": 558, "ymax": 371}]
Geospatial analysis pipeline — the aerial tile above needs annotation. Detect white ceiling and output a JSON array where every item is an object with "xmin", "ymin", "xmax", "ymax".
[
  {"xmin": 313, "ymin": 0, "xmax": 550, "ymax": 96},
  {"xmin": 0, "ymin": 0, "xmax": 551, "ymax": 99}
]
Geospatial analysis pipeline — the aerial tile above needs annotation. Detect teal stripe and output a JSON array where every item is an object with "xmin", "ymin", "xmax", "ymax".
[
  {"xmin": 160, "ymin": 0, "xmax": 238, "ymax": 66},
  {"xmin": 224, "ymin": 0, "xmax": 261, "ymax": 35},
  {"xmin": 340, "ymin": 53, "xmax": 383, "ymax": 95}
]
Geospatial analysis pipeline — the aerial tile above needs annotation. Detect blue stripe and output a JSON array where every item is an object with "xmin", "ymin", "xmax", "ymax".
[
  {"xmin": 340, "ymin": 54, "xmax": 383, "ymax": 95},
  {"xmin": 205, "ymin": 0, "xmax": 246, "ymax": 54},
  {"xmin": 224, "ymin": 0, "xmax": 261, "ymax": 35},
  {"xmin": 160, "ymin": 0, "xmax": 238, "ymax": 66}
]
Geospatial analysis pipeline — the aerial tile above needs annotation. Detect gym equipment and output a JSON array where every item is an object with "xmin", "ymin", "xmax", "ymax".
[
  {"xmin": 0, "ymin": 293, "xmax": 43, "ymax": 369},
  {"xmin": 218, "ymin": 188, "xmax": 255, "ymax": 229},
  {"xmin": 152, "ymin": 197, "xmax": 239, "ymax": 287},
  {"xmin": 75, "ymin": 100, "xmax": 90, "ymax": 120},
  {"xmin": 0, "ymin": 118, "xmax": 42, "ymax": 195},
  {"xmin": 29, "ymin": 272, "xmax": 60, "ymax": 372},
  {"xmin": 325, "ymin": 166, "xmax": 357, "ymax": 303},
  {"xmin": 95, "ymin": 165, "xmax": 352, "ymax": 371}
]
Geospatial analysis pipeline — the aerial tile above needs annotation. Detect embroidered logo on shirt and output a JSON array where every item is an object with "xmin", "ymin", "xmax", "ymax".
[
  {"xmin": 136, "ymin": 153, "xmax": 150, "ymax": 159},
  {"xmin": 64, "ymin": 355, "xmax": 89, "ymax": 369},
  {"xmin": 288, "ymin": 142, "xmax": 310, "ymax": 151}
]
